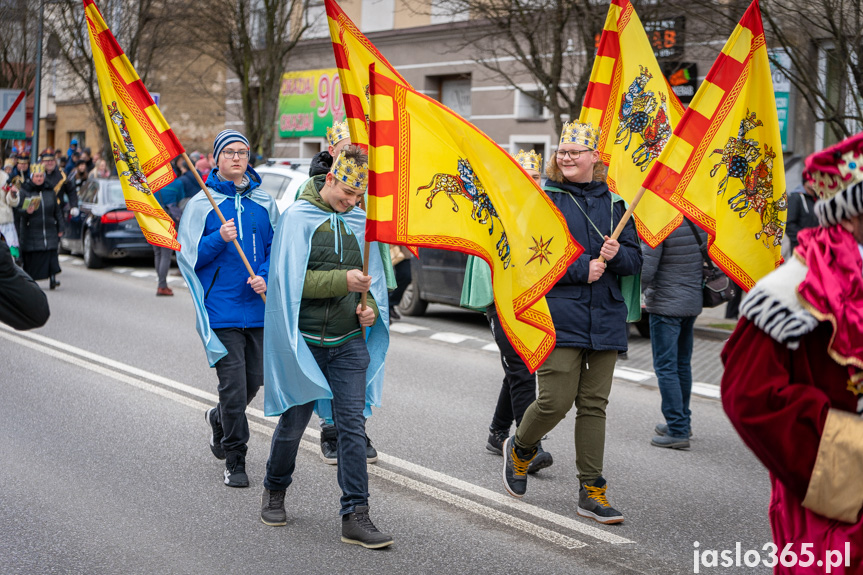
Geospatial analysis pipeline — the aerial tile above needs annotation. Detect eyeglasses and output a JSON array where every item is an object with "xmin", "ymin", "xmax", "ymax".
[
  {"xmin": 221, "ymin": 149, "xmax": 250, "ymax": 159},
  {"xmin": 556, "ymin": 149, "xmax": 591, "ymax": 160}
]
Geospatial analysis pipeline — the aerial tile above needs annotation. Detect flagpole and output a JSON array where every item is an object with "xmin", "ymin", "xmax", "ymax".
[
  {"xmin": 360, "ymin": 240, "xmax": 370, "ymax": 340},
  {"xmin": 597, "ymin": 186, "xmax": 646, "ymax": 264},
  {"xmin": 181, "ymin": 152, "xmax": 265, "ymax": 303}
]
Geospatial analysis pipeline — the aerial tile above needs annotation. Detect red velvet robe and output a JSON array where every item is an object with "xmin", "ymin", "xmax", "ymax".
[{"xmin": 722, "ymin": 319, "xmax": 863, "ymax": 574}]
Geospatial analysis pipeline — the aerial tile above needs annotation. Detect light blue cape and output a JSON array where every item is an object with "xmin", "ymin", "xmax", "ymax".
[
  {"xmin": 177, "ymin": 187, "xmax": 279, "ymax": 367},
  {"xmin": 263, "ymin": 199, "xmax": 389, "ymax": 418}
]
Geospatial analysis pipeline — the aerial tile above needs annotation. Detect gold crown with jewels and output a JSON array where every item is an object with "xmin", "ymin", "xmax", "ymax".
[
  {"xmin": 326, "ymin": 121, "xmax": 351, "ymax": 148},
  {"xmin": 30, "ymin": 163, "xmax": 45, "ymax": 174},
  {"xmin": 330, "ymin": 151, "xmax": 368, "ymax": 191},
  {"xmin": 515, "ymin": 149, "xmax": 543, "ymax": 172},
  {"xmin": 559, "ymin": 121, "xmax": 600, "ymax": 150}
]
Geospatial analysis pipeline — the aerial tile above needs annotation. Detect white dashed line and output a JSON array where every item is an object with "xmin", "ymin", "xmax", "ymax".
[
  {"xmin": 429, "ymin": 332, "xmax": 477, "ymax": 344},
  {"xmin": 0, "ymin": 324, "xmax": 635, "ymax": 549}
]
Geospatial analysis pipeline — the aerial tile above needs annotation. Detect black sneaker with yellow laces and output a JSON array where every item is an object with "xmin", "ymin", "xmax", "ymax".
[
  {"xmin": 502, "ymin": 436, "xmax": 537, "ymax": 498},
  {"xmin": 577, "ymin": 477, "xmax": 624, "ymax": 524}
]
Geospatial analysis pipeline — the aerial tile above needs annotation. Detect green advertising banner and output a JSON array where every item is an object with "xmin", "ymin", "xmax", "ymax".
[{"xmin": 278, "ymin": 68, "xmax": 344, "ymax": 138}]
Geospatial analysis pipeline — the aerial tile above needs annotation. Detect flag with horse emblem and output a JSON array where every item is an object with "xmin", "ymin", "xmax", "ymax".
[
  {"xmin": 326, "ymin": 0, "xmax": 411, "ymax": 147},
  {"xmin": 84, "ymin": 0, "xmax": 184, "ymax": 250},
  {"xmin": 640, "ymin": 0, "xmax": 785, "ymax": 289},
  {"xmin": 367, "ymin": 66, "xmax": 583, "ymax": 372},
  {"xmin": 580, "ymin": 0, "xmax": 685, "ymax": 247}
]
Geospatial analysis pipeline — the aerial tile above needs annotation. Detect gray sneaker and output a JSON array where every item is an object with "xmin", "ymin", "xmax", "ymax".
[
  {"xmin": 320, "ymin": 424, "xmax": 338, "ymax": 465},
  {"xmin": 261, "ymin": 488, "xmax": 287, "ymax": 526},
  {"xmin": 651, "ymin": 434, "xmax": 691, "ymax": 449},
  {"xmin": 577, "ymin": 477, "xmax": 624, "ymax": 524},
  {"xmin": 654, "ymin": 423, "xmax": 693, "ymax": 439},
  {"xmin": 341, "ymin": 505, "xmax": 393, "ymax": 549},
  {"xmin": 205, "ymin": 407, "xmax": 226, "ymax": 460}
]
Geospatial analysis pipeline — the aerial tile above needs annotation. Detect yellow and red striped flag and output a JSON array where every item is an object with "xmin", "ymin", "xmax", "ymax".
[
  {"xmin": 84, "ymin": 0, "xmax": 184, "ymax": 250},
  {"xmin": 325, "ymin": 0, "xmax": 411, "ymax": 147},
  {"xmin": 580, "ymin": 0, "xmax": 685, "ymax": 247},
  {"xmin": 367, "ymin": 65, "xmax": 583, "ymax": 372},
  {"xmin": 640, "ymin": 0, "xmax": 785, "ymax": 289}
]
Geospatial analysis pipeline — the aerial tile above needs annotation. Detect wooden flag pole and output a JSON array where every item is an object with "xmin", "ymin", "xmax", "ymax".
[
  {"xmin": 360, "ymin": 240, "xmax": 371, "ymax": 340},
  {"xmin": 597, "ymin": 185, "xmax": 646, "ymax": 264},
  {"xmin": 180, "ymin": 152, "xmax": 265, "ymax": 303}
]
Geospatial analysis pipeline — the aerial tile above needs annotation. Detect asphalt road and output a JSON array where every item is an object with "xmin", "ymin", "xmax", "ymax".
[{"xmin": 0, "ymin": 257, "xmax": 774, "ymax": 574}]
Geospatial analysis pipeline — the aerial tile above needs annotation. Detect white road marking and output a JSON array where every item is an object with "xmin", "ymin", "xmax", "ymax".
[
  {"xmin": 130, "ymin": 271, "xmax": 154, "ymax": 278},
  {"xmin": 0, "ymin": 325, "xmax": 635, "ymax": 547},
  {"xmin": 612, "ymin": 367, "xmax": 654, "ymax": 383},
  {"xmin": 429, "ymin": 332, "xmax": 477, "ymax": 344},
  {"xmin": 692, "ymin": 382, "xmax": 721, "ymax": 399},
  {"xmin": 112, "ymin": 267, "xmax": 134, "ymax": 273},
  {"xmin": 482, "ymin": 343, "xmax": 499, "ymax": 352},
  {"xmin": 388, "ymin": 322, "xmax": 429, "ymax": 334}
]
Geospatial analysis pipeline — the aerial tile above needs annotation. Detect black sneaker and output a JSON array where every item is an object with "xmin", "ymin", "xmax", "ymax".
[
  {"xmin": 527, "ymin": 442, "xmax": 553, "ymax": 474},
  {"xmin": 502, "ymin": 436, "xmax": 536, "ymax": 498},
  {"xmin": 261, "ymin": 488, "xmax": 287, "ymax": 526},
  {"xmin": 205, "ymin": 407, "xmax": 226, "ymax": 460},
  {"xmin": 224, "ymin": 452, "xmax": 249, "ymax": 488},
  {"xmin": 577, "ymin": 477, "xmax": 624, "ymax": 524},
  {"xmin": 366, "ymin": 435, "xmax": 378, "ymax": 464},
  {"xmin": 486, "ymin": 426, "xmax": 509, "ymax": 455},
  {"xmin": 320, "ymin": 424, "xmax": 338, "ymax": 465},
  {"xmin": 341, "ymin": 505, "xmax": 393, "ymax": 549}
]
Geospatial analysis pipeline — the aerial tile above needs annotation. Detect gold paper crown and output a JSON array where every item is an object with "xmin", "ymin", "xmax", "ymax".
[
  {"xmin": 30, "ymin": 163, "xmax": 45, "ymax": 174},
  {"xmin": 326, "ymin": 121, "xmax": 351, "ymax": 148},
  {"xmin": 515, "ymin": 149, "xmax": 542, "ymax": 172},
  {"xmin": 560, "ymin": 121, "xmax": 600, "ymax": 150},
  {"xmin": 330, "ymin": 151, "xmax": 368, "ymax": 191}
]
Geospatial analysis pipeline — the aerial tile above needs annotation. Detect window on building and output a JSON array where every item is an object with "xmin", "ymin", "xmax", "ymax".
[
  {"xmin": 515, "ymin": 90, "xmax": 546, "ymax": 120},
  {"xmin": 430, "ymin": 75, "xmax": 472, "ymax": 119},
  {"xmin": 362, "ymin": 0, "xmax": 394, "ymax": 32},
  {"xmin": 430, "ymin": 0, "xmax": 468, "ymax": 24}
]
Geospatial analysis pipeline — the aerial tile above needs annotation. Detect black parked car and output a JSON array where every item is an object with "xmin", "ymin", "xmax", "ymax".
[
  {"xmin": 398, "ymin": 247, "xmax": 469, "ymax": 316},
  {"xmin": 60, "ymin": 178, "xmax": 152, "ymax": 268}
]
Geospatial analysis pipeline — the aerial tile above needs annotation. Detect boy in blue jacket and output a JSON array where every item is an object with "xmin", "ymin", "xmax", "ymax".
[{"xmin": 177, "ymin": 130, "xmax": 279, "ymax": 487}]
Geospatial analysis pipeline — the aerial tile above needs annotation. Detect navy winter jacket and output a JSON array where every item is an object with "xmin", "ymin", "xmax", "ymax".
[
  {"xmin": 194, "ymin": 168, "xmax": 273, "ymax": 329},
  {"xmin": 544, "ymin": 180, "xmax": 642, "ymax": 351}
]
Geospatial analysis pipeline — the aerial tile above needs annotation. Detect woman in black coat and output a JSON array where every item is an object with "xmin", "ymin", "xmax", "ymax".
[{"xmin": 17, "ymin": 164, "xmax": 63, "ymax": 289}]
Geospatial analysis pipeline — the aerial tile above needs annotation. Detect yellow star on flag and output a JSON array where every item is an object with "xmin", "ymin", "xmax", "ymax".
[{"xmin": 526, "ymin": 236, "xmax": 554, "ymax": 266}]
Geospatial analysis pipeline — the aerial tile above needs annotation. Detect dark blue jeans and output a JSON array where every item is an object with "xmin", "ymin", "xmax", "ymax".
[
  {"xmin": 649, "ymin": 314, "xmax": 695, "ymax": 437},
  {"xmin": 264, "ymin": 337, "xmax": 370, "ymax": 515}
]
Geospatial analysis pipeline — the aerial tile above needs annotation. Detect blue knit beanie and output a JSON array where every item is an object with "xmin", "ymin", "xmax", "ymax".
[{"xmin": 213, "ymin": 129, "xmax": 250, "ymax": 160}]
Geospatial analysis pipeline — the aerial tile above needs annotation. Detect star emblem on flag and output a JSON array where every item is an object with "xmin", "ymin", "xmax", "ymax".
[{"xmin": 526, "ymin": 236, "xmax": 553, "ymax": 265}]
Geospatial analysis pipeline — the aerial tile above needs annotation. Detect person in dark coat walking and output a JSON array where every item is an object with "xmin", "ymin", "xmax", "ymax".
[
  {"xmin": 501, "ymin": 120, "xmax": 642, "ymax": 525},
  {"xmin": 641, "ymin": 220, "xmax": 706, "ymax": 449},
  {"xmin": 0, "ymin": 237, "xmax": 49, "ymax": 330},
  {"xmin": 17, "ymin": 164, "xmax": 63, "ymax": 289},
  {"xmin": 785, "ymin": 169, "xmax": 819, "ymax": 254}
]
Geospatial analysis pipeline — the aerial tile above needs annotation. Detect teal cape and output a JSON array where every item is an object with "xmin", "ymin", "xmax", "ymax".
[
  {"xmin": 177, "ymin": 186, "xmax": 279, "ymax": 367},
  {"xmin": 263, "ymin": 199, "xmax": 390, "ymax": 418},
  {"xmin": 460, "ymin": 255, "xmax": 493, "ymax": 311}
]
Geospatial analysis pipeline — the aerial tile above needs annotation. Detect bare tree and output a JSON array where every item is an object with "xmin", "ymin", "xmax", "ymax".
[
  {"xmin": 186, "ymin": 0, "xmax": 310, "ymax": 159},
  {"xmin": 44, "ymin": 0, "xmax": 179, "ymax": 160},
  {"xmin": 760, "ymin": 0, "xmax": 863, "ymax": 143},
  {"xmin": 676, "ymin": 0, "xmax": 863, "ymax": 146},
  {"xmin": 0, "ymin": 0, "xmax": 39, "ymax": 96}
]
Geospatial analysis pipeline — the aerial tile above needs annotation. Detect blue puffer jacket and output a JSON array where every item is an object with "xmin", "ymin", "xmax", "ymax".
[
  {"xmin": 544, "ymin": 180, "xmax": 643, "ymax": 351},
  {"xmin": 194, "ymin": 168, "xmax": 273, "ymax": 329}
]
